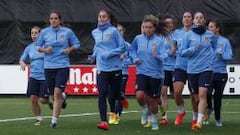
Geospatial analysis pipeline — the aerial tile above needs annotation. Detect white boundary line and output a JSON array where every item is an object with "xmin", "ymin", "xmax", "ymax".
[{"xmin": 0, "ymin": 110, "xmax": 239, "ymax": 123}]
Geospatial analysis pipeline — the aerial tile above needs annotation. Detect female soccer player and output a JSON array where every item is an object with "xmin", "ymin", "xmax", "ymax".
[
  {"xmin": 90, "ymin": 9, "xmax": 125, "ymax": 130},
  {"xmin": 205, "ymin": 20, "xmax": 233, "ymax": 126},
  {"xmin": 36, "ymin": 10, "xmax": 80, "ymax": 128},
  {"xmin": 20, "ymin": 26, "xmax": 52, "ymax": 126},
  {"xmin": 130, "ymin": 14, "xmax": 167, "ymax": 130},
  {"xmin": 180, "ymin": 11, "xmax": 216, "ymax": 131}
]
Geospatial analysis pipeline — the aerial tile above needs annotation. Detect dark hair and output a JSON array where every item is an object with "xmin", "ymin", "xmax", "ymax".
[
  {"xmin": 163, "ymin": 13, "xmax": 177, "ymax": 32},
  {"xmin": 193, "ymin": 11, "xmax": 205, "ymax": 18},
  {"xmin": 208, "ymin": 19, "xmax": 222, "ymax": 33},
  {"xmin": 182, "ymin": 11, "xmax": 193, "ymax": 19},
  {"xmin": 193, "ymin": 11, "xmax": 208, "ymax": 21},
  {"xmin": 99, "ymin": 9, "xmax": 118, "ymax": 27},
  {"xmin": 193, "ymin": 11, "xmax": 208, "ymax": 27},
  {"xmin": 163, "ymin": 13, "xmax": 175, "ymax": 21},
  {"xmin": 209, "ymin": 20, "xmax": 221, "ymax": 28},
  {"xmin": 155, "ymin": 13, "xmax": 170, "ymax": 37},
  {"xmin": 49, "ymin": 10, "xmax": 63, "ymax": 25},
  {"xmin": 178, "ymin": 11, "xmax": 193, "ymax": 29},
  {"xmin": 117, "ymin": 23, "xmax": 126, "ymax": 33}
]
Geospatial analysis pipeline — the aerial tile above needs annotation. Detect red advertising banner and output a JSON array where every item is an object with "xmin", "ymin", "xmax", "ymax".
[{"xmin": 66, "ymin": 65, "xmax": 136, "ymax": 95}]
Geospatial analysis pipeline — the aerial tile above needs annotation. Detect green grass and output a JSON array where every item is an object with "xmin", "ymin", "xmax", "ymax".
[{"xmin": 0, "ymin": 96, "xmax": 239, "ymax": 135}]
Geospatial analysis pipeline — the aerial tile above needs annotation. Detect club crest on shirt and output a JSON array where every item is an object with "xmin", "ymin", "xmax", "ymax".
[
  {"xmin": 105, "ymin": 34, "xmax": 112, "ymax": 40},
  {"xmin": 204, "ymin": 37, "xmax": 210, "ymax": 43},
  {"xmin": 60, "ymin": 34, "xmax": 66, "ymax": 40},
  {"xmin": 218, "ymin": 43, "xmax": 223, "ymax": 48},
  {"xmin": 152, "ymin": 43, "xmax": 157, "ymax": 50}
]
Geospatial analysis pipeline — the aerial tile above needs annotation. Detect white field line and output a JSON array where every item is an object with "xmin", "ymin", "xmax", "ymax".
[{"xmin": 0, "ymin": 110, "xmax": 239, "ymax": 123}]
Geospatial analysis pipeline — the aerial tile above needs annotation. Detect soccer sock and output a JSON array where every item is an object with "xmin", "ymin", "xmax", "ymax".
[
  {"xmin": 147, "ymin": 115, "xmax": 152, "ymax": 123},
  {"xmin": 177, "ymin": 105, "xmax": 185, "ymax": 114},
  {"xmin": 197, "ymin": 113, "xmax": 203, "ymax": 124},
  {"xmin": 193, "ymin": 112, "xmax": 198, "ymax": 120},
  {"xmin": 151, "ymin": 113, "xmax": 158, "ymax": 123},
  {"xmin": 142, "ymin": 104, "xmax": 148, "ymax": 113},
  {"xmin": 36, "ymin": 116, "xmax": 43, "ymax": 121},
  {"xmin": 51, "ymin": 116, "xmax": 57, "ymax": 124}
]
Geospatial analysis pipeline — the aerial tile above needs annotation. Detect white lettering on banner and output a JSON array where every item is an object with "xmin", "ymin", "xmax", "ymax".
[
  {"xmin": 68, "ymin": 68, "xmax": 97, "ymax": 85},
  {"xmin": 82, "ymin": 73, "xmax": 94, "ymax": 85},
  {"xmin": 1, "ymin": 65, "xmax": 240, "ymax": 95},
  {"xmin": 69, "ymin": 68, "xmax": 80, "ymax": 85}
]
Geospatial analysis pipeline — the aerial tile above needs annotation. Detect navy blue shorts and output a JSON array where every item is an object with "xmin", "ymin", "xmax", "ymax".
[
  {"xmin": 45, "ymin": 68, "xmax": 69, "ymax": 95},
  {"xmin": 188, "ymin": 71, "xmax": 213, "ymax": 94},
  {"xmin": 163, "ymin": 70, "xmax": 174, "ymax": 86},
  {"xmin": 163, "ymin": 70, "xmax": 174, "ymax": 93},
  {"xmin": 136, "ymin": 74, "xmax": 163, "ymax": 98},
  {"xmin": 173, "ymin": 69, "xmax": 188, "ymax": 84},
  {"xmin": 27, "ymin": 77, "xmax": 49, "ymax": 99}
]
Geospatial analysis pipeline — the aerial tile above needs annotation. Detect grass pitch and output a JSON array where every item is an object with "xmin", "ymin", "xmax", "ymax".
[{"xmin": 0, "ymin": 96, "xmax": 239, "ymax": 135}]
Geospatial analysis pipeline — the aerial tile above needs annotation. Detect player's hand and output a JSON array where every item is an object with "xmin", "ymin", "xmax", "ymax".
[
  {"xmin": 45, "ymin": 47, "xmax": 53, "ymax": 54},
  {"xmin": 135, "ymin": 60, "xmax": 142, "ymax": 65},
  {"xmin": 20, "ymin": 63, "xmax": 26, "ymax": 71},
  {"xmin": 64, "ymin": 48, "xmax": 71, "ymax": 55}
]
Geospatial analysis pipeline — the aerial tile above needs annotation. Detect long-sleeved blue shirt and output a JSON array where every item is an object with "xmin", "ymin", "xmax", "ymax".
[
  {"xmin": 162, "ymin": 32, "xmax": 176, "ymax": 71},
  {"xmin": 130, "ymin": 34, "xmax": 168, "ymax": 79},
  {"xmin": 91, "ymin": 26, "xmax": 125, "ymax": 72},
  {"xmin": 20, "ymin": 42, "xmax": 45, "ymax": 80},
  {"xmin": 173, "ymin": 28, "xmax": 188, "ymax": 71},
  {"xmin": 212, "ymin": 35, "xmax": 233, "ymax": 73},
  {"xmin": 35, "ymin": 26, "xmax": 80, "ymax": 69},
  {"xmin": 122, "ymin": 42, "xmax": 132, "ymax": 75},
  {"xmin": 180, "ymin": 30, "xmax": 215, "ymax": 73}
]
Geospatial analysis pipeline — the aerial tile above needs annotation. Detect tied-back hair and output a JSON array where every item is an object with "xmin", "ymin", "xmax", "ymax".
[
  {"xmin": 142, "ymin": 14, "xmax": 159, "ymax": 27},
  {"xmin": 117, "ymin": 23, "xmax": 126, "ymax": 33},
  {"xmin": 183, "ymin": 11, "xmax": 193, "ymax": 19},
  {"xmin": 44, "ymin": 10, "xmax": 64, "ymax": 27},
  {"xmin": 141, "ymin": 14, "xmax": 159, "ymax": 36},
  {"xmin": 99, "ymin": 9, "xmax": 118, "ymax": 27},
  {"xmin": 208, "ymin": 19, "xmax": 223, "ymax": 34},
  {"xmin": 193, "ymin": 11, "xmax": 207, "ymax": 26}
]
